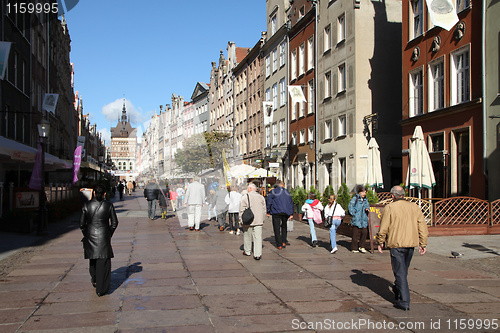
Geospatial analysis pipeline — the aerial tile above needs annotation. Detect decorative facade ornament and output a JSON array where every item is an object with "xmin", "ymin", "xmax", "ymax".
[
  {"xmin": 411, "ymin": 46, "xmax": 420, "ymax": 62},
  {"xmin": 432, "ymin": 36, "xmax": 441, "ymax": 52},
  {"xmin": 454, "ymin": 21, "xmax": 465, "ymax": 40}
]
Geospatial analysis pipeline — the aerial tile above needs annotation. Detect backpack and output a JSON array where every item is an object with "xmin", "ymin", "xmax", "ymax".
[{"xmin": 311, "ymin": 205, "xmax": 323, "ymax": 224}]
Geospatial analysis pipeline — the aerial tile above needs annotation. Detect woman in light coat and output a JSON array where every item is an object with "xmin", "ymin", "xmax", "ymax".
[
  {"xmin": 239, "ymin": 183, "xmax": 267, "ymax": 260},
  {"xmin": 301, "ymin": 192, "xmax": 323, "ymax": 247},
  {"xmin": 324, "ymin": 194, "xmax": 345, "ymax": 253},
  {"xmin": 225, "ymin": 185, "xmax": 242, "ymax": 235}
]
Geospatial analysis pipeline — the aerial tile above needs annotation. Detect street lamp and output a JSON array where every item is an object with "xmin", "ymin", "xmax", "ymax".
[{"xmin": 37, "ymin": 119, "xmax": 50, "ymax": 235}]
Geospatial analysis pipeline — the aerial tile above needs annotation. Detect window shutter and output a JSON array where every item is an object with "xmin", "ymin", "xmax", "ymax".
[
  {"xmin": 332, "ymin": 23, "xmax": 337, "ymax": 46},
  {"xmin": 332, "ymin": 74, "xmax": 338, "ymax": 95},
  {"xmin": 333, "ymin": 118, "xmax": 338, "ymax": 138},
  {"xmin": 320, "ymin": 30, "xmax": 324, "ymax": 54},
  {"xmin": 319, "ymin": 80, "xmax": 324, "ymax": 100}
]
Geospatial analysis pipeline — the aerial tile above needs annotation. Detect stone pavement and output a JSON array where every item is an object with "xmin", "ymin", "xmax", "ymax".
[{"xmin": 1, "ymin": 192, "xmax": 500, "ymax": 332}]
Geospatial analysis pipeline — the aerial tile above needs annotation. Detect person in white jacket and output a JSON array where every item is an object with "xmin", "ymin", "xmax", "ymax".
[
  {"xmin": 301, "ymin": 192, "xmax": 323, "ymax": 247},
  {"xmin": 225, "ymin": 185, "xmax": 242, "ymax": 235},
  {"xmin": 323, "ymin": 194, "xmax": 346, "ymax": 253}
]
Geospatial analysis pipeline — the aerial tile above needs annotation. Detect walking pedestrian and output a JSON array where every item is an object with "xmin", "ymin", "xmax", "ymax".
[
  {"xmin": 169, "ymin": 188, "xmax": 177, "ymax": 212},
  {"xmin": 184, "ymin": 177, "xmax": 206, "ymax": 231},
  {"xmin": 240, "ymin": 183, "xmax": 267, "ymax": 260},
  {"xmin": 324, "ymin": 194, "xmax": 345, "ymax": 253},
  {"xmin": 127, "ymin": 180, "xmax": 134, "ymax": 195},
  {"xmin": 376, "ymin": 185, "xmax": 428, "ymax": 311},
  {"xmin": 79, "ymin": 184, "xmax": 118, "ymax": 296},
  {"xmin": 117, "ymin": 181, "xmax": 124, "ymax": 200},
  {"xmin": 143, "ymin": 180, "xmax": 160, "ymax": 220},
  {"xmin": 266, "ymin": 180, "xmax": 294, "ymax": 249},
  {"xmin": 214, "ymin": 184, "xmax": 229, "ymax": 231},
  {"xmin": 301, "ymin": 192, "xmax": 323, "ymax": 247},
  {"xmin": 206, "ymin": 189, "xmax": 216, "ymax": 221},
  {"xmin": 348, "ymin": 185, "xmax": 370, "ymax": 253},
  {"xmin": 225, "ymin": 185, "xmax": 242, "ymax": 235},
  {"xmin": 176, "ymin": 186, "xmax": 185, "ymax": 208},
  {"xmin": 158, "ymin": 180, "xmax": 170, "ymax": 219}
]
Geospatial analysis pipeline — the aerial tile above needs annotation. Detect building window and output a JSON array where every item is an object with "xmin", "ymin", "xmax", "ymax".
[
  {"xmin": 324, "ymin": 25, "xmax": 331, "ymax": 53},
  {"xmin": 325, "ymin": 71, "xmax": 331, "ymax": 99},
  {"xmin": 308, "ymin": 79, "xmax": 314, "ymax": 114},
  {"xmin": 338, "ymin": 14, "xmax": 346, "ymax": 42},
  {"xmin": 272, "ymin": 48, "xmax": 278, "ymax": 73},
  {"xmin": 339, "ymin": 157, "xmax": 347, "ymax": 185},
  {"xmin": 280, "ymin": 119, "xmax": 286, "ymax": 144},
  {"xmin": 291, "ymin": 131, "xmax": 297, "ymax": 145},
  {"xmin": 308, "ymin": 126, "xmax": 314, "ymax": 143},
  {"xmin": 455, "ymin": 130, "xmax": 470, "ymax": 196},
  {"xmin": 451, "ymin": 48, "xmax": 470, "ymax": 105},
  {"xmin": 429, "ymin": 60, "xmax": 444, "ymax": 111},
  {"xmin": 409, "ymin": 69, "xmax": 423, "ymax": 117},
  {"xmin": 411, "ymin": 0, "xmax": 423, "ymax": 39},
  {"xmin": 266, "ymin": 55, "xmax": 271, "ymax": 78},
  {"xmin": 265, "ymin": 88, "xmax": 271, "ymax": 104},
  {"xmin": 272, "ymin": 122, "xmax": 278, "ymax": 146},
  {"xmin": 338, "ymin": 63, "xmax": 346, "ymax": 93},
  {"xmin": 307, "ymin": 36, "xmax": 314, "ymax": 71},
  {"xmin": 271, "ymin": 14, "xmax": 277, "ymax": 35},
  {"xmin": 280, "ymin": 78, "xmax": 286, "ymax": 106},
  {"xmin": 299, "ymin": 43, "xmax": 305, "ymax": 76},
  {"xmin": 456, "ymin": 0, "xmax": 470, "ymax": 12},
  {"xmin": 338, "ymin": 115, "xmax": 346, "ymax": 136},
  {"xmin": 300, "ymin": 86, "xmax": 306, "ymax": 118},
  {"xmin": 280, "ymin": 42, "xmax": 286, "ymax": 68},
  {"xmin": 291, "ymin": 49, "xmax": 297, "ymax": 80},
  {"xmin": 299, "ymin": 129, "xmax": 306, "ymax": 144},
  {"xmin": 291, "ymin": 102, "xmax": 297, "ymax": 121},
  {"xmin": 272, "ymin": 83, "xmax": 278, "ymax": 110},
  {"xmin": 299, "ymin": 6, "xmax": 305, "ymax": 19},
  {"xmin": 325, "ymin": 120, "xmax": 332, "ymax": 139}
]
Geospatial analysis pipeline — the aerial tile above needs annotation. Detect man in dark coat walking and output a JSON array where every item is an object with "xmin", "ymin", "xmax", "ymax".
[
  {"xmin": 80, "ymin": 184, "xmax": 118, "ymax": 296},
  {"xmin": 266, "ymin": 180, "xmax": 294, "ymax": 249},
  {"xmin": 144, "ymin": 180, "xmax": 160, "ymax": 220}
]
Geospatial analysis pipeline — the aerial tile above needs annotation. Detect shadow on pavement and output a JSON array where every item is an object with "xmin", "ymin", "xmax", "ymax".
[
  {"xmin": 350, "ymin": 269, "xmax": 394, "ymax": 303},
  {"xmin": 462, "ymin": 243, "xmax": 500, "ymax": 256},
  {"xmin": 110, "ymin": 261, "xmax": 143, "ymax": 294}
]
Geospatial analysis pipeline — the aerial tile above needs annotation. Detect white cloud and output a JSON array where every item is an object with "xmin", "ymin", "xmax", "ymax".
[
  {"xmin": 99, "ymin": 128, "xmax": 111, "ymax": 144},
  {"xmin": 101, "ymin": 98, "xmax": 145, "ymax": 125}
]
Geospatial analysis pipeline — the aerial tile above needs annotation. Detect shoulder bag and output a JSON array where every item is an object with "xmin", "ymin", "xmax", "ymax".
[
  {"xmin": 324, "ymin": 203, "xmax": 337, "ymax": 229},
  {"xmin": 241, "ymin": 194, "xmax": 255, "ymax": 225}
]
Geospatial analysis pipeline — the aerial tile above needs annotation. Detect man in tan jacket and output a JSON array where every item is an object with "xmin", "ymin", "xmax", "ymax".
[
  {"xmin": 376, "ymin": 185, "xmax": 428, "ymax": 311},
  {"xmin": 240, "ymin": 183, "xmax": 267, "ymax": 260}
]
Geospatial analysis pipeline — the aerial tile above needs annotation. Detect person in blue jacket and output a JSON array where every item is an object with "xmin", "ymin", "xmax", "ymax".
[
  {"xmin": 266, "ymin": 180, "xmax": 294, "ymax": 249},
  {"xmin": 348, "ymin": 185, "xmax": 370, "ymax": 253}
]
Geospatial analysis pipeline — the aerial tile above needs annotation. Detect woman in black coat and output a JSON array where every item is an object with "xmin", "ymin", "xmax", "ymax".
[{"xmin": 80, "ymin": 184, "xmax": 118, "ymax": 296}]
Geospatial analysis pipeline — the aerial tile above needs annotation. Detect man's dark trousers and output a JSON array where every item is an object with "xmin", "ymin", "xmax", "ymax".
[
  {"xmin": 390, "ymin": 247, "xmax": 414, "ymax": 308},
  {"xmin": 272, "ymin": 214, "xmax": 288, "ymax": 246},
  {"xmin": 148, "ymin": 200, "xmax": 156, "ymax": 219}
]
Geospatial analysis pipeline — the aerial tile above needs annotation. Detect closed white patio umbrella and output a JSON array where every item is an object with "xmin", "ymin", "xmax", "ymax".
[
  {"xmin": 364, "ymin": 138, "xmax": 384, "ymax": 188},
  {"xmin": 406, "ymin": 126, "xmax": 436, "ymax": 196}
]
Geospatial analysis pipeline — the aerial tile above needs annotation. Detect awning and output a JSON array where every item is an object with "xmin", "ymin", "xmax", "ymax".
[{"xmin": 0, "ymin": 136, "xmax": 72, "ymax": 170}]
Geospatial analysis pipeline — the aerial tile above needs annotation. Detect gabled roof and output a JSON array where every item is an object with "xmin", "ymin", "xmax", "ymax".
[{"xmin": 191, "ymin": 82, "xmax": 209, "ymax": 101}]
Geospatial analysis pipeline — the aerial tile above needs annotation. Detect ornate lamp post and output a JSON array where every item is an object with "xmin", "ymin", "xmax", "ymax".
[{"xmin": 37, "ymin": 119, "xmax": 50, "ymax": 235}]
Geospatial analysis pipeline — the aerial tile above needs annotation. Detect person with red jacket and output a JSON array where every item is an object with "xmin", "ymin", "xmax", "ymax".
[{"xmin": 301, "ymin": 192, "xmax": 323, "ymax": 247}]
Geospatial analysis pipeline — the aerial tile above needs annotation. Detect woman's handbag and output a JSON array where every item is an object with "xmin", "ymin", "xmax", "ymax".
[
  {"xmin": 241, "ymin": 194, "xmax": 254, "ymax": 225},
  {"xmin": 324, "ymin": 203, "xmax": 337, "ymax": 228},
  {"xmin": 324, "ymin": 215, "xmax": 333, "ymax": 229}
]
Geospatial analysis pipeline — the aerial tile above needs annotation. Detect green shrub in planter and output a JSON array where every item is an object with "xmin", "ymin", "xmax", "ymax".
[
  {"xmin": 366, "ymin": 184, "xmax": 379, "ymax": 205},
  {"xmin": 321, "ymin": 185, "xmax": 335, "ymax": 207},
  {"xmin": 291, "ymin": 187, "xmax": 307, "ymax": 213},
  {"xmin": 336, "ymin": 183, "xmax": 352, "ymax": 212}
]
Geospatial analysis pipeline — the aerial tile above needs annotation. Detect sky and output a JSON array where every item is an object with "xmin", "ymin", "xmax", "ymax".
[{"xmin": 64, "ymin": 0, "xmax": 266, "ymax": 144}]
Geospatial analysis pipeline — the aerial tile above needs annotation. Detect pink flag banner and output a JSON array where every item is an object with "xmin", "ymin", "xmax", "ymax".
[
  {"xmin": 29, "ymin": 139, "xmax": 43, "ymax": 190},
  {"xmin": 72, "ymin": 145, "xmax": 82, "ymax": 185}
]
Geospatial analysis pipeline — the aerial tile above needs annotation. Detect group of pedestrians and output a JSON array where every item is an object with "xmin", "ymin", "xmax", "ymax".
[{"xmin": 79, "ymin": 179, "xmax": 427, "ymax": 312}]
